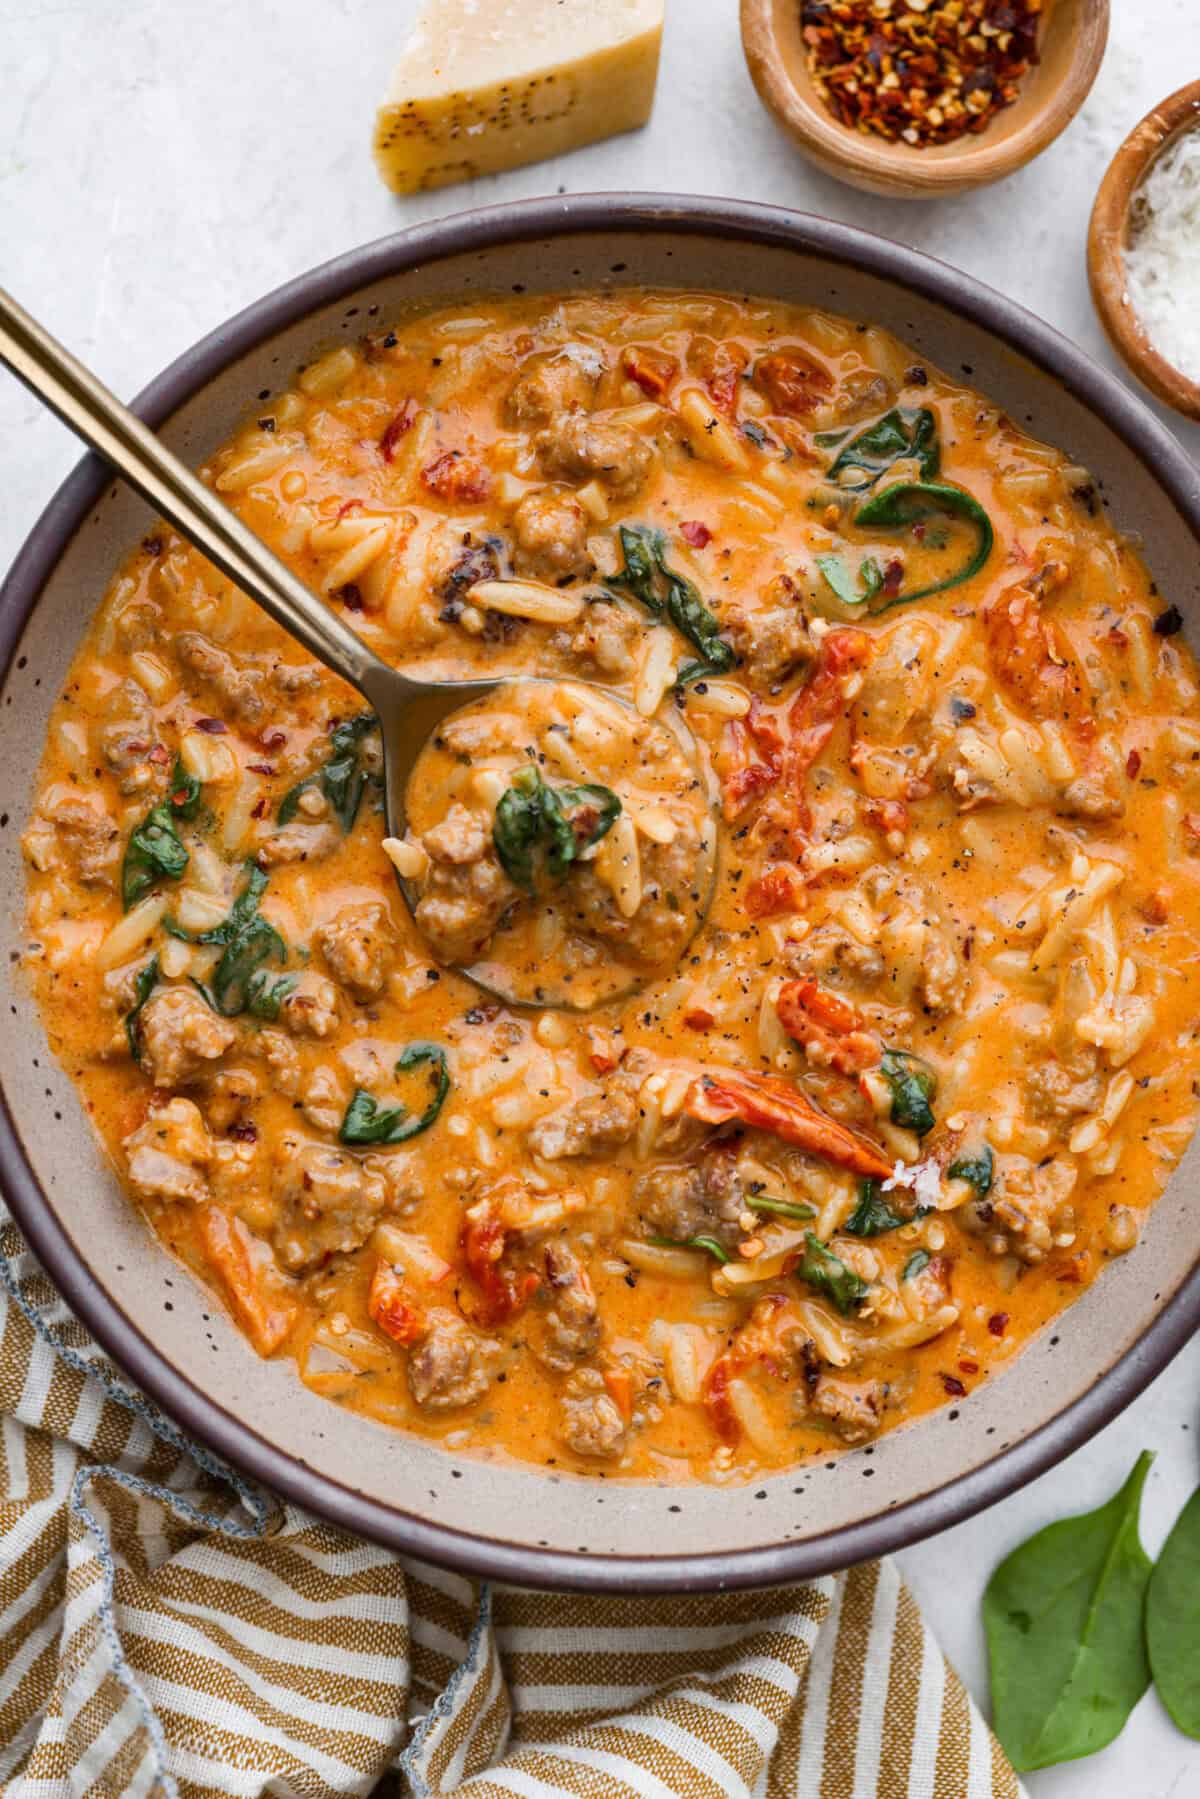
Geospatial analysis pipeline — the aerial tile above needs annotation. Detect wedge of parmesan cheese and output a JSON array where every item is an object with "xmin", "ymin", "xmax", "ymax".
[{"xmin": 374, "ymin": 0, "xmax": 665, "ymax": 195}]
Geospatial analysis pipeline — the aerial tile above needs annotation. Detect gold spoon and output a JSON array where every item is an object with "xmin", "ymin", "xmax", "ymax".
[{"xmin": 0, "ymin": 287, "xmax": 717, "ymax": 1009}]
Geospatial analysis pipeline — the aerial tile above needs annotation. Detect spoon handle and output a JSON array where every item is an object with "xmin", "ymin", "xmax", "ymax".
[{"xmin": 0, "ymin": 285, "xmax": 391, "ymax": 698}]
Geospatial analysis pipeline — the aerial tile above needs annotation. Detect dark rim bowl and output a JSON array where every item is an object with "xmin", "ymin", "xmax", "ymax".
[{"xmin": 3, "ymin": 194, "xmax": 1199, "ymax": 1592}]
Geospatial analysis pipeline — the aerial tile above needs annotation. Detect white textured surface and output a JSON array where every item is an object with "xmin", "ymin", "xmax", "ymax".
[{"xmin": 1, "ymin": 2, "xmax": 1198, "ymax": 1792}]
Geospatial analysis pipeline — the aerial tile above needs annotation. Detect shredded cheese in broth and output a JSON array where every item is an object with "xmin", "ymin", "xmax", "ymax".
[
  {"xmin": 1125, "ymin": 123, "xmax": 1200, "ymax": 383},
  {"xmin": 20, "ymin": 289, "xmax": 1200, "ymax": 1484}
]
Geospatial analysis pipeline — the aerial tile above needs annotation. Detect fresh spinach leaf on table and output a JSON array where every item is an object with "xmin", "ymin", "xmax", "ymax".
[
  {"xmin": 1146, "ymin": 1482, "xmax": 1200, "ymax": 1739},
  {"xmin": 983, "ymin": 1451, "xmax": 1155, "ymax": 1771}
]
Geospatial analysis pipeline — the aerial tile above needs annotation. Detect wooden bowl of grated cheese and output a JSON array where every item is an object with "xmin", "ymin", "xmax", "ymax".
[{"xmin": 1089, "ymin": 80, "xmax": 1200, "ymax": 422}]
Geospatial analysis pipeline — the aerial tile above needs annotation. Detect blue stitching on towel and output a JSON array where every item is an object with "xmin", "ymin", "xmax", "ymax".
[
  {"xmin": 399, "ymin": 1582, "xmax": 493, "ymax": 1799},
  {"xmin": 0, "ymin": 1230, "xmax": 274, "ymax": 1797}
]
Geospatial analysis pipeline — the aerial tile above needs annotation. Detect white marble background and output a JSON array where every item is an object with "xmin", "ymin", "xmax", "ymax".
[{"xmin": 1, "ymin": 1, "xmax": 1198, "ymax": 1793}]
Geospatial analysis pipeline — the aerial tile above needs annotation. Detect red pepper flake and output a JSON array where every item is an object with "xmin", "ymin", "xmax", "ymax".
[
  {"xmin": 194, "ymin": 717, "xmax": 227, "ymax": 735},
  {"xmin": 680, "ymin": 520, "xmax": 712, "ymax": 549},
  {"xmin": 801, "ymin": 0, "xmax": 1043, "ymax": 150},
  {"xmin": 987, "ymin": 1311, "xmax": 1010, "ymax": 1337},
  {"xmin": 228, "ymin": 1121, "xmax": 258, "ymax": 1143},
  {"xmin": 683, "ymin": 1006, "xmax": 716, "ymax": 1031},
  {"xmin": 251, "ymin": 798, "xmax": 267, "ymax": 819},
  {"xmin": 336, "ymin": 584, "xmax": 364, "ymax": 612},
  {"xmin": 336, "ymin": 498, "xmax": 364, "ymax": 520},
  {"xmin": 1126, "ymin": 748, "xmax": 1142, "ymax": 779},
  {"xmin": 881, "ymin": 558, "xmax": 904, "ymax": 598},
  {"xmin": 958, "ymin": 1359, "xmax": 980, "ymax": 1376},
  {"xmin": 148, "ymin": 743, "xmax": 171, "ymax": 766},
  {"xmin": 941, "ymin": 1374, "xmax": 968, "ymax": 1398},
  {"xmin": 261, "ymin": 728, "xmax": 287, "ymax": 750},
  {"xmin": 379, "ymin": 400, "xmax": 416, "ymax": 462},
  {"xmin": 246, "ymin": 762, "xmax": 275, "ymax": 776}
]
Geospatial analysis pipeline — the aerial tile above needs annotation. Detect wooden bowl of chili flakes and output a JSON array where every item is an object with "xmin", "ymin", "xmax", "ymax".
[{"xmin": 740, "ymin": 0, "xmax": 1110, "ymax": 200}]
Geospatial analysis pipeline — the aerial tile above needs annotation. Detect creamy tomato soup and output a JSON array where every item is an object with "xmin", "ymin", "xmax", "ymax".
[{"xmin": 22, "ymin": 291, "xmax": 1200, "ymax": 1480}]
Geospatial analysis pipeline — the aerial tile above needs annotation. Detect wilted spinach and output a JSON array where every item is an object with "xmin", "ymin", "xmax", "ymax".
[
  {"xmin": 493, "ymin": 764, "xmax": 620, "ymax": 892},
  {"xmin": 243, "ymin": 969, "xmax": 299, "ymax": 1020},
  {"xmin": 799, "ymin": 1232, "xmax": 868, "ymax": 1315},
  {"xmin": 121, "ymin": 761, "xmax": 200, "ymax": 911},
  {"xmin": 744, "ymin": 1193, "xmax": 817, "ymax": 1223},
  {"xmin": 901, "ymin": 1249, "xmax": 931, "ymax": 1281},
  {"xmin": 948, "ymin": 1144, "xmax": 995, "ymax": 1197},
  {"xmin": 278, "ymin": 712, "xmax": 380, "ymax": 832},
  {"xmin": 648, "ymin": 1232, "xmax": 731, "ymax": 1264},
  {"xmin": 879, "ymin": 1048, "xmax": 937, "ymax": 1137},
  {"xmin": 166, "ymin": 859, "xmax": 287, "ymax": 1017},
  {"xmin": 340, "ymin": 1041, "xmax": 450, "ymax": 1145},
  {"xmin": 984, "ymin": 1451, "xmax": 1155, "ymax": 1772},
  {"xmin": 815, "ymin": 552, "xmax": 884, "ymax": 608},
  {"xmin": 608, "ymin": 524, "xmax": 734, "ymax": 676},
  {"xmin": 124, "ymin": 955, "xmax": 160, "ymax": 1063},
  {"xmin": 853, "ymin": 480, "xmax": 994, "ymax": 610},
  {"xmin": 819, "ymin": 405, "xmax": 940, "ymax": 491},
  {"xmin": 1146, "ymin": 1483, "xmax": 1200, "ymax": 1739},
  {"xmin": 845, "ymin": 1179, "xmax": 906, "ymax": 1237}
]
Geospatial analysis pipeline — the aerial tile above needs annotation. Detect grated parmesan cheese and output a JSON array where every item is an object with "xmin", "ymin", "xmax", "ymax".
[
  {"xmin": 1124, "ymin": 124, "xmax": 1200, "ymax": 383},
  {"xmin": 881, "ymin": 1157, "xmax": 945, "ymax": 1212}
]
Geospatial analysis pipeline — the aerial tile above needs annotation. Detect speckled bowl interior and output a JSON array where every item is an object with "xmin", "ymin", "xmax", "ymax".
[{"xmin": 2, "ymin": 197, "xmax": 1199, "ymax": 1591}]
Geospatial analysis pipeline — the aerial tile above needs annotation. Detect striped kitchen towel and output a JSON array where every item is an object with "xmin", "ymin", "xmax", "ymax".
[{"xmin": 0, "ymin": 1207, "xmax": 1023, "ymax": 1798}]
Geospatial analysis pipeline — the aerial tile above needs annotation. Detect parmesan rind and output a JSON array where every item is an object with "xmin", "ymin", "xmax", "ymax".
[{"xmin": 374, "ymin": 0, "xmax": 665, "ymax": 195}]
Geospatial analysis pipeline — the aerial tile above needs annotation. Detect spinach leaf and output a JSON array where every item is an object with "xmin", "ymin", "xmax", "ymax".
[
  {"xmin": 983, "ymin": 1451, "xmax": 1155, "ymax": 1771},
  {"xmin": 121, "ymin": 801, "xmax": 190, "ymax": 911},
  {"xmin": 648, "ymin": 1232, "xmax": 731, "ymax": 1264},
  {"xmin": 340, "ymin": 1041, "xmax": 450, "ymax": 1146},
  {"xmin": 948, "ymin": 1144, "xmax": 995, "ymax": 1198},
  {"xmin": 278, "ymin": 712, "xmax": 380, "ymax": 832},
  {"xmin": 608, "ymin": 524, "xmax": 734, "ymax": 675},
  {"xmin": 745, "ymin": 1193, "xmax": 817, "ymax": 1222},
  {"xmin": 815, "ymin": 552, "xmax": 883, "ymax": 608},
  {"xmin": 493, "ymin": 764, "xmax": 621, "ymax": 893},
  {"xmin": 166, "ymin": 859, "xmax": 287, "ymax": 1017},
  {"xmin": 799, "ymin": 1232, "xmax": 868, "ymax": 1315},
  {"xmin": 167, "ymin": 754, "xmax": 203, "ymax": 820},
  {"xmin": 244, "ymin": 969, "xmax": 299, "ymax": 1020},
  {"xmin": 901, "ymin": 1249, "xmax": 931, "ymax": 1280},
  {"xmin": 879, "ymin": 1048, "xmax": 937, "ymax": 1137},
  {"xmin": 853, "ymin": 480, "xmax": 994, "ymax": 610},
  {"xmin": 1146, "ymin": 1483, "xmax": 1200, "ymax": 1738},
  {"xmin": 124, "ymin": 955, "xmax": 160, "ymax": 1063},
  {"xmin": 845, "ymin": 1179, "xmax": 906, "ymax": 1237},
  {"xmin": 825, "ymin": 406, "xmax": 940, "ymax": 490}
]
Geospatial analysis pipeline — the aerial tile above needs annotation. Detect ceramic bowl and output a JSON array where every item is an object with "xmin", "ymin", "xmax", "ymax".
[
  {"xmin": 3, "ymin": 196, "xmax": 1199, "ymax": 1591},
  {"xmin": 740, "ymin": 0, "xmax": 1110, "ymax": 199},
  {"xmin": 1089, "ymin": 79, "xmax": 1200, "ymax": 420}
]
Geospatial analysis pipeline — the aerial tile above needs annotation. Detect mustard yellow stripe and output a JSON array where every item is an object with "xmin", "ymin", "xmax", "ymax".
[
  {"xmin": 10, "ymin": 1732, "xmax": 71, "ymax": 1783},
  {"xmin": 466, "ymin": 1679, "xmax": 513, "ymax": 1781},
  {"xmin": 0, "ymin": 1637, "xmax": 60, "ymax": 1750},
  {"xmin": 0, "ymin": 1285, "xmax": 38, "ymax": 1418},
  {"xmin": 127, "ymin": 1561, "xmax": 410, "ymax": 1655},
  {"xmin": 123, "ymin": 1635, "xmax": 389, "ymax": 1772},
  {"xmin": 932, "ymin": 1655, "xmax": 973, "ymax": 1799},
  {"xmin": 407, "ymin": 1571, "xmax": 477, "ymax": 1646},
  {"xmin": 767, "ymin": 1657, "xmax": 810, "ymax": 1799},
  {"xmin": 819, "ymin": 1558, "xmax": 880, "ymax": 1799},
  {"xmin": 65, "ymin": 1671, "xmax": 131, "ymax": 1763},
  {"xmin": 501, "ymin": 1624, "xmax": 809, "ymax": 1694},
  {"xmin": 496, "ymin": 1583, "xmax": 828, "ymax": 1636},
  {"xmin": 879, "ymin": 1579, "xmax": 925, "ymax": 1794},
  {"xmin": 205, "ymin": 1534, "xmax": 406, "ymax": 1609},
  {"xmin": 411, "ymin": 1640, "xmax": 457, "ymax": 1704},
  {"xmin": 95, "ymin": 1716, "xmax": 155, "ymax": 1798},
  {"xmin": 465, "ymin": 1743, "xmax": 648, "ymax": 1799},
  {"xmin": 118, "ymin": 1585, "xmax": 408, "ymax": 1715},
  {"xmin": 155, "ymin": 1704, "xmax": 389, "ymax": 1796},
  {"xmin": 424, "ymin": 1625, "xmax": 501, "ymax": 1787},
  {"xmin": 990, "ymin": 1723, "xmax": 1021, "ymax": 1798},
  {"xmin": 0, "ymin": 1541, "xmax": 68, "ymax": 1696}
]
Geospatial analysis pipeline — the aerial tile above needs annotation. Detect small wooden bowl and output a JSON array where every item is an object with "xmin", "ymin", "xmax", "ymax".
[
  {"xmin": 740, "ymin": 0, "xmax": 1110, "ymax": 200},
  {"xmin": 1089, "ymin": 81, "xmax": 1200, "ymax": 421}
]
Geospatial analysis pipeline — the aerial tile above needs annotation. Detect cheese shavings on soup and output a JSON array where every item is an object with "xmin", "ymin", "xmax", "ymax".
[{"xmin": 21, "ymin": 291, "xmax": 1200, "ymax": 1482}]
